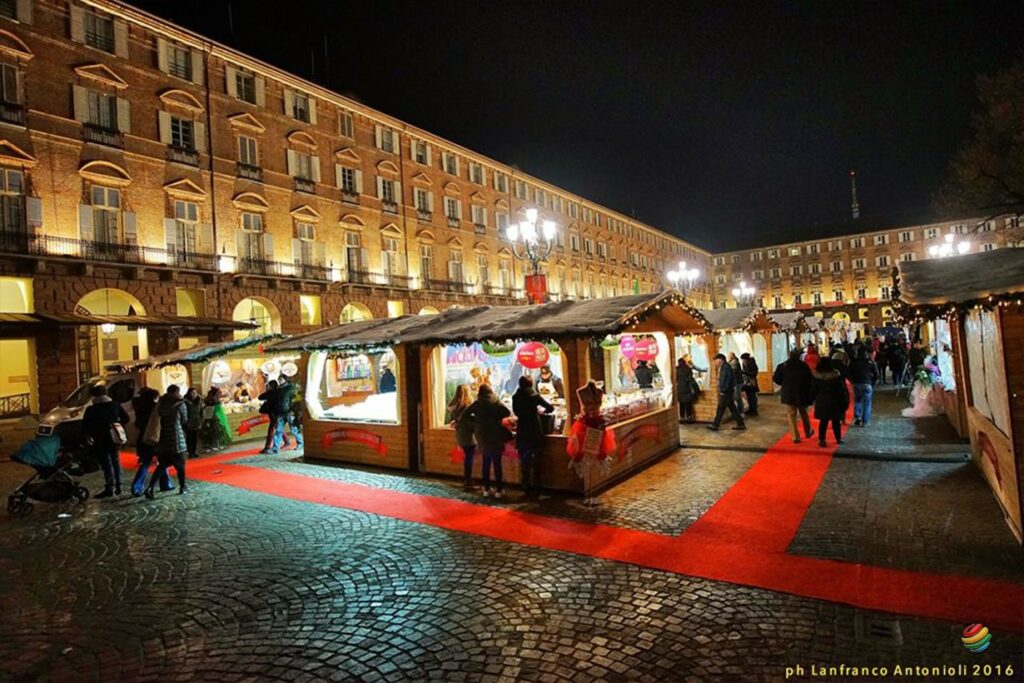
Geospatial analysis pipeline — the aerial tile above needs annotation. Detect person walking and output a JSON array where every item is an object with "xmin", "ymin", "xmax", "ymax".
[
  {"xmin": 707, "ymin": 353, "xmax": 745, "ymax": 431},
  {"xmin": 82, "ymin": 384, "xmax": 130, "ymax": 498},
  {"xmin": 676, "ymin": 356, "xmax": 698, "ymax": 423},
  {"xmin": 876, "ymin": 339, "xmax": 889, "ymax": 384},
  {"xmin": 446, "ymin": 385, "xmax": 477, "ymax": 491},
  {"xmin": 145, "ymin": 384, "xmax": 188, "ymax": 498},
  {"xmin": 773, "ymin": 348, "xmax": 815, "ymax": 443},
  {"xmin": 850, "ymin": 346, "xmax": 880, "ymax": 427},
  {"xmin": 811, "ymin": 357, "xmax": 849, "ymax": 447},
  {"xmin": 183, "ymin": 387, "xmax": 202, "ymax": 459},
  {"xmin": 888, "ymin": 342, "xmax": 907, "ymax": 387},
  {"xmin": 465, "ymin": 384, "xmax": 511, "ymax": 498},
  {"xmin": 130, "ymin": 387, "xmax": 172, "ymax": 496},
  {"xmin": 258, "ymin": 380, "xmax": 279, "ymax": 454},
  {"xmin": 726, "ymin": 352, "xmax": 745, "ymax": 415},
  {"xmin": 512, "ymin": 375, "xmax": 553, "ymax": 497},
  {"xmin": 740, "ymin": 352, "xmax": 759, "ymax": 416}
]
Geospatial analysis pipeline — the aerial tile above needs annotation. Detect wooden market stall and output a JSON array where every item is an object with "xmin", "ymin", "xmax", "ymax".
[
  {"xmin": 766, "ymin": 310, "xmax": 809, "ymax": 376},
  {"xmin": 894, "ymin": 249, "xmax": 1024, "ymax": 542},
  {"xmin": 107, "ymin": 334, "xmax": 294, "ymax": 442},
  {"xmin": 276, "ymin": 291, "xmax": 712, "ymax": 493},
  {"xmin": 698, "ymin": 308, "xmax": 779, "ymax": 394}
]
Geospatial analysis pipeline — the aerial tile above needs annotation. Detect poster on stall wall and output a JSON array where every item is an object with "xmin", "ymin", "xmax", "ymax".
[{"xmin": 443, "ymin": 342, "xmax": 563, "ymax": 404}]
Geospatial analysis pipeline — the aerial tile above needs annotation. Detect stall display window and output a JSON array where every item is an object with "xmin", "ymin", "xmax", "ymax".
[
  {"xmin": 307, "ymin": 350, "xmax": 400, "ymax": 424},
  {"xmin": 934, "ymin": 320, "xmax": 956, "ymax": 391},
  {"xmin": 598, "ymin": 331, "xmax": 673, "ymax": 423},
  {"xmin": 202, "ymin": 354, "xmax": 301, "ymax": 414},
  {"xmin": 676, "ymin": 336, "xmax": 710, "ymax": 389},
  {"xmin": 771, "ymin": 333, "xmax": 790, "ymax": 372},
  {"xmin": 431, "ymin": 341, "xmax": 568, "ymax": 435}
]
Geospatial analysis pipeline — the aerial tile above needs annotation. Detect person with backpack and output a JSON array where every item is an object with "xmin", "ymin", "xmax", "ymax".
[
  {"xmin": 465, "ymin": 384, "xmax": 512, "ymax": 499},
  {"xmin": 130, "ymin": 387, "xmax": 172, "ymax": 496},
  {"xmin": 512, "ymin": 375, "xmax": 554, "ymax": 497},
  {"xmin": 145, "ymin": 384, "xmax": 189, "ymax": 498},
  {"xmin": 82, "ymin": 384, "xmax": 130, "ymax": 498},
  {"xmin": 773, "ymin": 348, "xmax": 815, "ymax": 443}
]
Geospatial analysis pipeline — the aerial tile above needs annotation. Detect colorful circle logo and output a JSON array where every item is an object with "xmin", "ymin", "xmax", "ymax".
[{"xmin": 961, "ymin": 624, "xmax": 991, "ymax": 653}]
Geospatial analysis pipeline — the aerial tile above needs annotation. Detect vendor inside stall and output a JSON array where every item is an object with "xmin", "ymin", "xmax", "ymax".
[{"xmin": 202, "ymin": 351, "xmax": 302, "ymax": 417}]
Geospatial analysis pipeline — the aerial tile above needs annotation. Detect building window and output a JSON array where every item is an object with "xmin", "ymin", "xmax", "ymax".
[
  {"xmin": 752, "ymin": 269, "xmax": 763, "ymax": 281},
  {"xmin": 833, "ymin": 289, "xmax": 844, "ymax": 302},
  {"xmin": 84, "ymin": 8, "xmax": 115, "ymax": 53},
  {"xmin": 793, "ymin": 293, "xmax": 803, "ymax": 305},
  {"xmin": 382, "ymin": 237, "xmax": 400, "ymax": 276},
  {"xmin": 767, "ymin": 248, "xmax": 779, "ymax": 259},
  {"xmin": 470, "ymin": 204, "xmax": 486, "ymax": 228},
  {"xmin": 87, "ymin": 90, "xmax": 117, "ymax": 130},
  {"xmin": 0, "ymin": 167, "xmax": 24, "ymax": 233},
  {"xmin": 876, "ymin": 255, "xmax": 890, "ymax": 267},
  {"xmin": 338, "ymin": 166, "xmax": 358, "ymax": 195},
  {"xmin": 413, "ymin": 140, "xmax": 429, "ymax": 165},
  {"xmin": 345, "ymin": 231, "xmax": 362, "ymax": 272},
  {"xmin": 443, "ymin": 152, "xmax": 459, "ymax": 176},
  {"xmin": 770, "ymin": 267, "xmax": 781, "ymax": 278},
  {"xmin": 713, "ymin": 256, "xmax": 725, "ymax": 266},
  {"xmin": 514, "ymin": 179, "xmax": 527, "ymax": 199},
  {"xmin": 809, "ymin": 263, "xmax": 821, "ymax": 275},
  {"xmin": 732, "ymin": 272, "xmax": 743, "ymax": 282},
  {"xmin": 378, "ymin": 177, "xmax": 396, "ymax": 204},
  {"xmin": 856, "ymin": 284, "xmax": 867, "ymax": 299},
  {"xmin": 239, "ymin": 211, "xmax": 263, "ymax": 260},
  {"xmin": 899, "ymin": 252, "xmax": 915, "ymax": 262},
  {"xmin": 299, "ymin": 294, "xmax": 321, "ymax": 326},
  {"xmin": 830, "ymin": 260, "xmax": 842, "ymax": 272},
  {"xmin": 235, "ymin": 69, "xmax": 256, "ymax": 104},
  {"xmin": 570, "ymin": 233, "xmax": 579, "ymax": 252},
  {"xmin": 339, "ymin": 111, "xmax": 354, "ymax": 138},
  {"xmin": 982, "ymin": 242, "xmax": 996, "ymax": 252},
  {"xmin": 874, "ymin": 234, "xmax": 889, "ymax": 246},
  {"xmin": 850, "ymin": 237, "xmax": 865, "ymax": 248},
  {"xmin": 290, "ymin": 151, "xmax": 315, "ymax": 180},
  {"xmin": 376, "ymin": 125, "xmax": 397, "ymax": 153},
  {"xmin": 91, "ymin": 186, "xmax": 120, "ymax": 244},
  {"xmin": 414, "ymin": 188, "xmax": 431, "ymax": 214},
  {"xmin": 444, "ymin": 197, "xmax": 461, "ymax": 222},
  {"xmin": 167, "ymin": 43, "xmax": 192, "ymax": 80},
  {"xmin": 788, "ymin": 247, "xmax": 801, "ymax": 257},
  {"xmin": 170, "ymin": 116, "xmax": 195, "ymax": 151},
  {"xmin": 827, "ymin": 240, "xmax": 843, "ymax": 252},
  {"xmin": 925, "ymin": 227, "xmax": 939, "ymax": 239},
  {"xmin": 853, "ymin": 258, "xmax": 866, "ymax": 269},
  {"xmin": 584, "ymin": 237, "xmax": 593, "ymax": 255},
  {"xmin": 731, "ymin": 254, "xmax": 740, "ymax": 263},
  {"xmin": 238, "ymin": 135, "xmax": 258, "ymax": 166},
  {"xmin": 898, "ymin": 230, "xmax": 914, "ymax": 242},
  {"xmin": 807, "ymin": 243, "xmax": 820, "ymax": 254},
  {"xmin": 291, "ymin": 92, "xmax": 311, "ymax": 123},
  {"xmin": 773, "ymin": 295, "xmax": 783, "ymax": 309},
  {"xmin": 494, "ymin": 172, "xmax": 508, "ymax": 193},
  {"xmin": 0, "ymin": 1, "xmax": 16, "ymax": 20},
  {"xmin": 790, "ymin": 265, "xmax": 803, "ymax": 276},
  {"xmin": 469, "ymin": 162, "xmax": 484, "ymax": 185},
  {"xmin": 496, "ymin": 213, "xmax": 509, "ymax": 236},
  {"xmin": 750, "ymin": 251, "xmax": 763, "ymax": 262},
  {"xmin": 879, "ymin": 282, "xmax": 891, "ymax": 299},
  {"xmin": 812, "ymin": 291, "xmax": 823, "ymax": 306},
  {"xmin": 477, "ymin": 254, "xmax": 489, "ymax": 286},
  {"xmin": 448, "ymin": 249, "xmax": 463, "ymax": 282},
  {"xmin": 597, "ymin": 242, "xmax": 607, "ymax": 259}
]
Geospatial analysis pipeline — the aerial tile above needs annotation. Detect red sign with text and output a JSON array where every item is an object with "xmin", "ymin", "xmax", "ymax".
[{"xmin": 517, "ymin": 341, "xmax": 550, "ymax": 369}]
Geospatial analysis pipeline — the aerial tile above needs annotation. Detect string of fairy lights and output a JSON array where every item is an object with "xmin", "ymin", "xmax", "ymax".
[{"xmin": 890, "ymin": 268, "xmax": 1024, "ymax": 326}]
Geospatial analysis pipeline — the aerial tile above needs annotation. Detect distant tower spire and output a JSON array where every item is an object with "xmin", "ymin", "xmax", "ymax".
[{"xmin": 849, "ymin": 169, "xmax": 860, "ymax": 220}]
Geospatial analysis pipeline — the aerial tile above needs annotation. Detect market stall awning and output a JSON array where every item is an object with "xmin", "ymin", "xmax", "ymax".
[
  {"xmin": 0, "ymin": 312, "xmax": 258, "ymax": 332},
  {"xmin": 699, "ymin": 307, "xmax": 777, "ymax": 332},
  {"xmin": 271, "ymin": 291, "xmax": 711, "ymax": 352},
  {"xmin": 105, "ymin": 334, "xmax": 285, "ymax": 372},
  {"xmin": 896, "ymin": 248, "xmax": 1024, "ymax": 307}
]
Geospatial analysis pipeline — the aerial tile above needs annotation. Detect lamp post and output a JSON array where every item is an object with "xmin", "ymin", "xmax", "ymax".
[
  {"xmin": 731, "ymin": 281, "xmax": 756, "ymax": 307},
  {"xmin": 666, "ymin": 261, "xmax": 700, "ymax": 295},
  {"xmin": 506, "ymin": 208, "xmax": 557, "ymax": 304},
  {"xmin": 927, "ymin": 232, "xmax": 971, "ymax": 259}
]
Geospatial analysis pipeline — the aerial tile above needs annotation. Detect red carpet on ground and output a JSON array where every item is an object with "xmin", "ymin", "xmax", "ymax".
[{"xmin": 186, "ymin": 422, "xmax": 1024, "ymax": 633}]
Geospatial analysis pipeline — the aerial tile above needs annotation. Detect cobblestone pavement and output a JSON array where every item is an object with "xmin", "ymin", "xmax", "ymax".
[
  {"xmin": 837, "ymin": 387, "xmax": 971, "ymax": 459},
  {"xmin": 1, "ymin": 396, "xmax": 1023, "ymax": 681}
]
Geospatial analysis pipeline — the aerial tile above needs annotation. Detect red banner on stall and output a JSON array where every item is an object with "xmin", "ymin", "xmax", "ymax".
[
  {"xmin": 635, "ymin": 337, "xmax": 659, "ymax": 361},
  {"xmin": 236, "ymin": 414, "xmax": 270, "ymax": 435},
  {"xmin": 617, "ymin": 423, "xmax": 661, "ymax": 458},
  {"xmin": 321, "ymin": 428, "xmax": 388, "ymax": 456}
]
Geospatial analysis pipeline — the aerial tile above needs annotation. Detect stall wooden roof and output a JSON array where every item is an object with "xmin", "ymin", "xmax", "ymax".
[
  {"xmin": 105, "ymin": 334, "xmax": 285, "ymax": 372},
  {"xmin": 767, "ymin": 310, "xmax": 807, "ymax": 332},
  {"xmin": 699, "ymin": 307, "xmax": 778, "ymax": 332},
  {"xmin": 272, "ymin": 291, "xmax": 711, "ymax": 352},
  {"xmin": 896, "ymin": 248, "xmax": 1024, "ymax": 306}
]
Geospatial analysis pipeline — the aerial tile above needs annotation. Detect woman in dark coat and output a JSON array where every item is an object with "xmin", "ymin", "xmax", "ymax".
[
  {"xmin": 130, "ymin": 387, "xmax": 172, "ymax": 496},
  {"xmin": 512, "ymin": 376, "xmax": 553, "ymax": 497},
  {"xmin": 446, "ymin": 384, "xmax": 477, "ymax": 491},
  {"xmin": 465, "ymin": 384, "xmax": 511, "ymax": 499},
  {"xmin": 145, "ymin": 384, "xmax": 189, "ymax": 498},
  {"xmin": 676, "ymin": 356, "xmax": 697, "ymax": 423},
  {"xmin": 81, "ymin": 384, "xmax": 130, "ymax": 498},
  {"xmin": 811, "ymin": 357, "xmax": 849, "ymax": 447}
]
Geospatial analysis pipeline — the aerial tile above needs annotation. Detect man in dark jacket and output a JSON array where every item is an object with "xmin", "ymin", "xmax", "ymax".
[
  {"xmin": 634, "ymin": 360, "xmax": 654, "ymax": 389},
  {"xmin": 850, "ymin": 346, "xmax": 880, "ymax": 427},
  {"xmin": 740, "ymin": 353, "xmax": 759, "ymax": 416},
  {"xmin": 512, "ymin": 376, "xmax": 553, "ymax": 497},
  {"xmin": 270, "ymin": 377, "xmax": 298, "ymax": 452},
  {"xmin": 82, "ymin": 384, "xmax": 130, "ymax": 498},
  {"xmin": 258, "ymin": 380, "xmax": 279, "ymax": 454},
  {"xmin": 708, "ymin": 354, "xmax": 745, "ymax": 431},
  {"xmin": 772, "ymin": 348, "xmax": 814, "ymax": 443}
]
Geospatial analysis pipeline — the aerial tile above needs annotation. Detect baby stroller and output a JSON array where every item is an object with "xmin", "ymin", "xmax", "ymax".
[{"xmin": 7, "ymin": 435, "xmax": 91, "ymax": 515}]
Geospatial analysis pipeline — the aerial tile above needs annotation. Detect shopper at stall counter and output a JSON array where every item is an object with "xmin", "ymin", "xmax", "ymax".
[
  {"xmin": 465, "ymin": 384, "xmax": 512, "ymax": 499},
  {"xmin": 512, "ymin": 376, "xmax": 554, "ymax": 498},
  {"xmin": 379, "ymin": 366, "xmax": 397, "ymax": 393},
  {"xmin": 537, "ymin": 365, "xmax": 564, "ymax": 398},
  {"xmin": 707, "ymin": 353, "xmax": 746, "ymax": 431},
  {"xmin": 676, "ymin": 356, "xmax": 699, "ymax": 424},
  {"xmin": 773, "ymin": 347, "xmax": 815, "ymax": 443},
  {"xmin": 635, "ymin": 360, "xmax": 654, "ymax": 389},
  {"xmin": 446, "ymin": 385, "xmax": 477, "ymax": 491},
  {"xmin": 145, "ymin": 384, "xmax": 188, "ymax": 498},
  {"xmin": 82, "ymin": 383, "xmax": 130, "ymax": 498},
  {"xmin": 130, "ymin": 387, "xmax": 172, "ymax": 495}
]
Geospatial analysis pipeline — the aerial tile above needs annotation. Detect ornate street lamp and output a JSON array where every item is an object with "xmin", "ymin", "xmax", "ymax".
[
  {"xmin": 666, "ymin": 261, "xmax": 700, "ymax": 295},
  {"xmin": 927, "ymin": 232, "xmax": 971, "ymax": 258},
  {"xmin": 731, "ymin": 281, "xmax": 756, "ymax": 307},
  {"xmin": 506, "ymin": 208, "xmax": 557, "ymax": 304}
]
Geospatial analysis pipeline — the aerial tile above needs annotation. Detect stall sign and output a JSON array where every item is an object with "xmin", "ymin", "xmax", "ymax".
[
  {"xmin": 635, "ymin": 337, "xmax": 659, "ymax": 361},
  {"xmin": 321, "ymin": 428, "xmax": 388, "ymax": 456},
  {"xmin": 619, "ymin": 335, "xmax": 637, "ymax": 358},
  {"xmin": 237, "ymin": 414, "xmax": 269, "ymax": 434},
  {"xmin": 516, "ymin": 341, "xmax": 550, "ymax": 369}
]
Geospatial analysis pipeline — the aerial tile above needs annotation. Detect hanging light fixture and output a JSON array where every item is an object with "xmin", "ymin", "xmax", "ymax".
[{"xmin": 99, "ymin": 288, "xmax": 116, "ymax": 336}]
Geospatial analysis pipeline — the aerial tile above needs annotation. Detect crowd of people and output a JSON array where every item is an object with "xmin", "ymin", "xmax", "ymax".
[{"xmin": 78, "ymin": 376, "xmax": 305, "ymax": 502}]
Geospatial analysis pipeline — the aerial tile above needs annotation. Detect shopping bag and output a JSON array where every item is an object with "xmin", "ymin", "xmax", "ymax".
[
  {"xmin": 109, "ymin": 422, "xmax": 128, "ymax": 446},
  {"xmin": 142, "ymin": 410, "xmax": 161, "ymax": 446}
]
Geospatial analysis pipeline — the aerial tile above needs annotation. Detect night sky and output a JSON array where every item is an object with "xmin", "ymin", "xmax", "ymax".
[{"xmin": 132, "ymin": 0, "xmax": 1024, "ymax": 252}]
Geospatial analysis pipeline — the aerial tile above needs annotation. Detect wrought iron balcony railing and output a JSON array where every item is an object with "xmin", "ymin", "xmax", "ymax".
[
  {"xmin": 0, "ymin": 392, "xmax": 30, "ymax": 418},
  {"xmin": 167, "ymin": 145, "xmax": 199, "ymax": 167},
  {"xmin": 0, "ymin": 232, "xmax": 221, "ymax": 270},
  {"xmin": 294, "ymin": 177, "xmax": 316, "ymax": 194},
  {"xmin": 236, "ymin": 162, "xmax": 263, "ymax": 182},
  {"xmin": 82, "ymin": 124, "xmax": 123, "ymax": 148},
  {"xmin": 0, "ymin": 102, "xmax": 24, "ymax": 126}
]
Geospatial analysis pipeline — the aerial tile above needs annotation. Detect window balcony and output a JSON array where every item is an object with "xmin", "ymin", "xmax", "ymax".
[
  {"xmin": 164, "ymin": 249, "xmax": 218, "ymax": 271},
  {"xmin": 294, "ymin": 177, "xmax": 316, "ymax": 194},
  {"xmin": 341, "ymin": 190, "xmax": 359, "ymax": 204},
  {"xmin": 381, "ymin": 200, "xmax": 398, "ymax": 214},
  {"xmin": 0, "ymin": 102, "xmax": 25, "ymax": 126},
  {"xmin": 417, "ymin": 209, "xmax": 432, "ymax": 222},
  {"xmin": 487, "ymin": 284, "xmax": 513, "ymax": 297},
  {"xmin": 447, "ymin": 217, "xmax": 460, "ymax": 229},
  {"xmin": 474, "ymin": 223, "xmax": 486, "ymax": 235},
  {"xmin": 425, "ymin": 279, "xmax": 470, "ymax": 294},
  {"xmin": 17, "ymin": 234, "xmax": 220, "ymax": 271},
  {"xmin": 238, "ymin": 257, "xmax": 327, "ymax": 279},
  {"xmin": 82, "ymin": 124, "xmax": 123, "ymax": 148},
  {"xmin": 167, "ymin": 145, "xmax": 199, "ymax": 167},
  {"xmin": 236, "ymin": 162, "xmax": 263, "ymax": 182}
]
